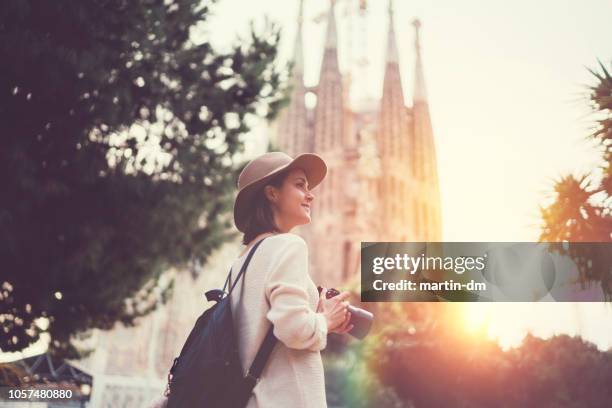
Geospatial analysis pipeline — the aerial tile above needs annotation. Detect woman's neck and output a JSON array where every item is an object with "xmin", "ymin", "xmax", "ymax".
[
  {"xmin": 272, "ymin": 212, "xmax": 294, "ymax": 234},
  {"xmin": 241, "ymin": 231, "xmax": 278, "ymax": 257}
]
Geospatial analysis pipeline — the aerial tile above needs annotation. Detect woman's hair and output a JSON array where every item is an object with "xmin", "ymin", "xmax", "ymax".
[{"xmin": 241, "ymin": 170, "xmax": 288, "ymax": 245}]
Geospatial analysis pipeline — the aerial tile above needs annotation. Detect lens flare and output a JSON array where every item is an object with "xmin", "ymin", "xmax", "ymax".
[{"xmin": 462, "ymin": 303, "xmax": 492, "ymax": 334}]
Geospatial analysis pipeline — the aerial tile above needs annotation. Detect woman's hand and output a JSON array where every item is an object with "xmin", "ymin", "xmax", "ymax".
[{"xmin": 318, "ymin": 288, "xmax": 354, "ymax": 334}]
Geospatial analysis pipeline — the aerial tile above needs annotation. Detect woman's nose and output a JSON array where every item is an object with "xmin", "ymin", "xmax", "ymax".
[{"xmin": 306, "ymin": 191, "xmax": 314, "ymax": 201}]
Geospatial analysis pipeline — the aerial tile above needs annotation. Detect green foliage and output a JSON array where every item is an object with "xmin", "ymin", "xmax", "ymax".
[
  {"xmin": 540, "ymin": 61, "xmax": 612, "ymax": 298},
  {"xmin": 0, "ymin": 0, "xmax": 286, "ymax": 357},
  {"xmin": 322, "ymin": 292, "xmax": 423, "ymax": 407},
  {"xmin": 323, "ymin": 341, "xmax": 408, "ymax": 408}
]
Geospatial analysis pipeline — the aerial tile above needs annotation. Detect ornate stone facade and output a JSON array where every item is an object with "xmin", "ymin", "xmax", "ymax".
[{"xmin": 276, "ymin": 0, "xmax": 443, "ymax": 287}]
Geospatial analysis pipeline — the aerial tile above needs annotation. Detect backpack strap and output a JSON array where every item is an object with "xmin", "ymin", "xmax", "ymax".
[
  {"xmin": 226, "ymin": 237, "xmax": 279, "ymax": 390},
  {"xmin": 224, "ymin": 237, "xmax": 267, "ymax": 296},
  {"xmin": 244, "ymin": 326, "xmax": 276, "ymax": 388},
  {"xmin": 222, "ymin": 271, "xmax": 231, "ymax": 294}
]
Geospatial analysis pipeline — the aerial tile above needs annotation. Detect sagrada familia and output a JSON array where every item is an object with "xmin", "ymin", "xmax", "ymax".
[
  {"xmin": 276, "ymin": 0, "xmax": 442, "ymax": 286},
  {"xmin": 71, "ymin": 1, "xmax": 442, "ymax": 406}
]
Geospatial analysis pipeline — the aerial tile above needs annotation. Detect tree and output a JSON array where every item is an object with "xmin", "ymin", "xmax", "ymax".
[
  {"xmin": 540, "ymin": 61, "xmax": 612, "ymax": 298},
  {"xmin": 367, "ymin": 302, "xmax": 612, "ymax": 407},
  {"xmin": 0, "ymin": 0, "xmax": 286, "ymax": 357}
]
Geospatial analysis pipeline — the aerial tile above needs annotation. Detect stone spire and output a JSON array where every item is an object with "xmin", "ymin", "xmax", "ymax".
[
  {"xmin": 410, "ymin": 19, "xmax": 442, "ymax": 240},
  {"xmin": 294, "ymin": 0, "xmax": 304, "ymax": 73},
  {"xmin": 274, "ymin": 0, "xmax": 309, "ymax": 156},
  {"xmin": 320, "ymin": 0, "xmax": 340, "ymax": 72},
  {"xmin": 324, "ymin": 0, "xmax": 338, "ymax": 50},
  {"xmin": 386, "ymin": 0, "xmax": 399, "ymax": 64},
  {"xmin": 413, "ymin": 19, "xmax": 428, "ymax": 103},
  {"xmin": 379, "ymin": 0, "xmax": 407, "ymax": 157},
  {"xmin": 309, "ymin": 0, "xmax": 346, "ymax": 284},
  {"xmin": 314, "ymin": 0, "xmax": 343, "ymax": 151},
  {"xmin": 376, "ymin": 0, "xmax": 411, "ymax": 235}
]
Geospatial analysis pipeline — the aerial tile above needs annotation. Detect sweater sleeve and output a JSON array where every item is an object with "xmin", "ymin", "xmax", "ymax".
[{"xmin": 264, "ymin": 237, "xmax": 328, "ymax": 351}]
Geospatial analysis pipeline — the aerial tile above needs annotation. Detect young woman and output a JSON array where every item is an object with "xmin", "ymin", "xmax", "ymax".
[{"xmin": 230, "ymin": 151, "xmax": 353, "ymax": 408}]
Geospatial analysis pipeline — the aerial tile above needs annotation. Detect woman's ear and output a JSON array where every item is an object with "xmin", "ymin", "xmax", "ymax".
[{"xmin": 264, "ymin": 185, "xmax": 278, "ymax": 203}]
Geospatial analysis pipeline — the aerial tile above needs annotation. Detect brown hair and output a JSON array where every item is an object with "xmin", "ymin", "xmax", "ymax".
[{"xmin": 241, "ymin": 170, "xmax": 289, "ymax": 245}]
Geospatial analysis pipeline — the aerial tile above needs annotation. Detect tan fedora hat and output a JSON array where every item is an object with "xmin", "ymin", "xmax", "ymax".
[{"xmin": 233, "ymin": 152, "xmax": 327, "ymax": 232}]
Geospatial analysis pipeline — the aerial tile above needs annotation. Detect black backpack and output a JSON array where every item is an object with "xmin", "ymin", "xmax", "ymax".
[{"xmin": 165, "ymin": 238, "xmax": 277, "ymax": 408}]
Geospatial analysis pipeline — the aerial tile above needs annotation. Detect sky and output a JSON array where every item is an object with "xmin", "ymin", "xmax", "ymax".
[{"xmin": 2, "ymin": 0, "xmax": 611, "ymax": 363}]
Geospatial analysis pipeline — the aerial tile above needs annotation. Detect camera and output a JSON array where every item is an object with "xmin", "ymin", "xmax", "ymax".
[{"xmin": 317, "ymin": 287, "xmax": 374, "ymax": 339}]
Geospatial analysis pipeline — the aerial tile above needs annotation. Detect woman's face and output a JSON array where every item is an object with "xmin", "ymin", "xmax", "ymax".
[{"xmin": 266, "ymin": 168, "xmax": 315, "ymax": 232}]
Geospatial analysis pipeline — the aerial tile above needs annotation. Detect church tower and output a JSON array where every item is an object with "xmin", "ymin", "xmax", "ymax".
[
  {"xmin": 273, "ymin": 0, "xmax": 444, "ymax": 284},
  {"xmin": 313, "ymin": 0, "xmax": 344, "ymax": 154},
  {"xmin": 309, "ymin": 0, "xmax": 351, "ymax": 285},
  {"xmin": 377, "ymin": 0, "xmax": 414, "ymax": 240},
  {"xmin": 275, "ymin": 0, "xmax": 309, "ymax": 156},
  {"xmin": 410, "ymin": 19, "xmax": 442, "ymax": 241}
]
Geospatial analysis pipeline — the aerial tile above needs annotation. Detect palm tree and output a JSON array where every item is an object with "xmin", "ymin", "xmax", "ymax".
[{"xmin": 540, "ymin": 61, "xmax": 612, "ymax": 298}]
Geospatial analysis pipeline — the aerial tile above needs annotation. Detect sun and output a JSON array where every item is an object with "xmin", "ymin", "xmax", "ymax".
[{"xmin": 461, "ymin": 303, "xmax": 492, "ymax": 335}]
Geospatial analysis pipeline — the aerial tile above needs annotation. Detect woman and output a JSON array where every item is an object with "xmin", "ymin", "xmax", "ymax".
[
  {"xmin": 230, "ymin": 151, "xmax": 353, "ymax": 408},
  {"xmin": 149, "ymin": 151, "xmax": 352, "ymax": 408}
]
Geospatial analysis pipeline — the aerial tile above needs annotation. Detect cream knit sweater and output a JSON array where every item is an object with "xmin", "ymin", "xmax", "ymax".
[{"xmin": 229, "ymin": 233, "xmax": 328, "ymax": 408}]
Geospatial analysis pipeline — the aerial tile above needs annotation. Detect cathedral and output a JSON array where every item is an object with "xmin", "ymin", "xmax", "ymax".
[{"xmin": 276, "ymin": 0, "xmax": 443, "ymax": 286}]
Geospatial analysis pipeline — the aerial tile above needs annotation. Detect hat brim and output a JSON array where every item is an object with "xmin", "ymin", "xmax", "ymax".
[{"xmin": 233, "ymin": 153, "xmax": 327, "ymax": 232}]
